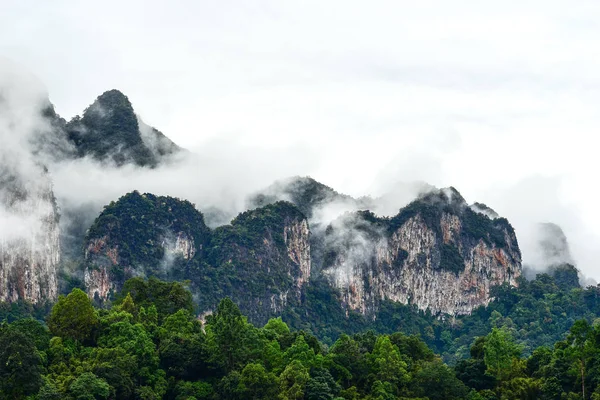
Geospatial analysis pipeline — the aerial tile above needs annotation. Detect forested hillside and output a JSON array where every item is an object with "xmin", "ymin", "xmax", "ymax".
[{"xmin": 1, "ymin": 277, "xmax": 600, "ymax": 399}]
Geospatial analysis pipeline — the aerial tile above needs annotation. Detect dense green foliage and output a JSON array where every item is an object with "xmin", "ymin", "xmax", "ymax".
[
  {"xmin": 282, "ymin": 264, "xmax": 600, "ymax": 368},
  {"xmin": 3, "ymin": 277, "xmax": 600, "ymax": 399},
  {"xmin": 439, "ymin": 243, "xmax": 465, "ymax": 274},
  {"xmin": 0, "ymin": 280, "xmax": 470, "ymax": 400}
]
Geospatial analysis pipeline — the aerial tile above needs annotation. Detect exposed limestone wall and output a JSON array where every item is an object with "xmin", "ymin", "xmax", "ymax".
[
  {"xmin": 263, "ymin": 218, "xmax": 311, "ymax": 314},
  {"xmin": 163, "ymin": 232, "xmax": 196, "ymax": 260},
  {"xmin": 84, "ymin": 230, "xmax": 197, "ymax": 301},
  {"xmin": 0, "ymin": 178, "xmax": 60, "ymax": 303},
  {"xmin": 324, "ymin": 213, "xmax": 521, "ymax": 316},
  {"xmin": 284, "ymin": 218, "xmax": 311, "ymax": 289},
  {"xmin": 84, "ymin": 235, "xmax": 117, "ymax": 300}
]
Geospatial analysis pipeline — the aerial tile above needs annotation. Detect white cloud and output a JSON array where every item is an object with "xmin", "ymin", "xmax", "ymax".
[{"xmin": 2, "ymin": 1, "xmax": 600, "ymax": 278}]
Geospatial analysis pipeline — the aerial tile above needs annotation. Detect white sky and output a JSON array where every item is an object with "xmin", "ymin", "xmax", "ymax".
[{"xmin": 3, "ymin": 0, "xmax": 600, "ymax": 278}]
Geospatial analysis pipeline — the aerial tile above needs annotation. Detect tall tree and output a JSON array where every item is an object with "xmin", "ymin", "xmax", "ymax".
[
  {"xmin": 205, "ymin": 298, "xmax": 253, "ymax": 371},
  {"xmin": 483, "ymin": 328, "xmax": 521, "ymax": 382},
  {"xmin": 47, "ymin": 288, "xmax": 99, "ymax": 343}
]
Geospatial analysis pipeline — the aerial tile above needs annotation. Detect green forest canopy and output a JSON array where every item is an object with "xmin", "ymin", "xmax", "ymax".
[{"xmin": 2, "ymin": 273, "xmax": 600, "ymax": 399}]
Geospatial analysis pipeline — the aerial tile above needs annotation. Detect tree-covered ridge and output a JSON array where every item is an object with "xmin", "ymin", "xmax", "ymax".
[
  {"xmin": 212, "ymin": 200, "xmax": 306, "ymax": 251},
  {"xmin": 85, "ymin": 191, "xmax": 210, "ymax": 286},
  {"xmin": 3, "ymin": 277, "xmax": 600, "ymax": 399},
  {"xmin": 85, "ymin": 193, "xmax": 312, "ymax": 324}
]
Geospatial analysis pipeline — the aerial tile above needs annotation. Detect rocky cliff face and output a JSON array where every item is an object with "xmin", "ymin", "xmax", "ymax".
[
  {"xmin": 0, "ymin": 62, "xmax": 62, "ymax": 304},
  {"xmin": 202, "ymin": 201, "xmax": 311, "ymax": 323},
  {"xmin": 83, "ymin": 183, "xmax": 523, "ymax": 321},
  {"xmin": 284, "ymin": 218, "xmax": 311, "ymax": 288},
  {"xmin": 0, "ymin": 170, "xmax": 60, "ymax": 303},
  {"xmin": 322, "ymin": 188, "xmax": 521, "ymax": 316}
]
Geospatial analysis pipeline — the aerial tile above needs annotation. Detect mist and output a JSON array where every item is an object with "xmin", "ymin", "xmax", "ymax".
[{"xmin": 0, "ymin": 52, "xmax": 599, "ymax": 282}]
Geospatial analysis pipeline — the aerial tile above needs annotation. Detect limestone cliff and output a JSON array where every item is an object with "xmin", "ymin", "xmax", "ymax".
[
  {"xmin": 322, "ymin": 188, "xmax": 521, "ymax": 316},
  {"xmin": 0, "ymin": 168, "xmax": 60, "ymax": 303}
]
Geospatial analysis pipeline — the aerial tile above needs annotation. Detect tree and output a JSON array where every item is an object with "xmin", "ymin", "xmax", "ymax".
[
  {"xmin": 0, "ymin": 328, "xmax": 42, "ymax": 399},
  {"xmin": 205, "ymin": 298, "xmax": 252, "ymax": 370},
  {"xmin": 329, "ymin": 334, "xmax": 364, "ymax": 387},
  {"xmin": 120, "ymin": 277, "xmax": 194, "ymax": 322},
  {"xmin": 369, "ymin": 336, "xmax": 410, "ymax": 389},
  {"xmin": 304, "ymin": 369, "xmax": 340, "ymax": 400},
  {"xmin": 97, "ymin": 320, "xmax": 159, "ymax": 384},
  {"xmin": 48, "ymin": 288, "xmax": 99, "ymax": 343},
  {"xmin": 8, "ymin": 318, "xmax": 51, "ymax": 351},
  {"xmin": 279, "ymin": 360, "xmax": 310, "ymax": 400},
  {"xmin": 69, "ymin": 372, "xmax": 110, "ymax": 400},
  {"xmin": 284, "ymin": 335, "xmax": 316, "ymax": 368},
  {"xmin": 483, "ymin": 328, "xmax": 521, "ymax": 382},
  {"xmin": 565, "ymin": 320, "xmax": 594, "ymax": 399},
  {"xmin": 412, "ymin": 360, "xmax": 470, "ymax": 400},
  {"xmin": 238, "ymin": 363, "xmax": 279, "ymax": 399},
  {"xmin": 263, "ymin": 317, "xmax": 290, "ymax": 340},
  {"xmin": 90, "ymin": 346, "xmax": 137, "ymax": 399}
]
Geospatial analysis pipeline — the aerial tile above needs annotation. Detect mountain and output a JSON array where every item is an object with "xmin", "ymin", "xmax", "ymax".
[
  {"xmin": 0, "ymin": 66, "xmax": 62, "ymax": 304},
  {"xmin": 65, "ymin": 90, "xmax": 181, "ymax": 167},
  {"xmin": 535, "ymin": 222, "xmax": 574, "ymax": 267},
  {"xmin": 0, "ymin": 67, "xmax": 527, "ymax": 326},
  {"xmin": 81, "ymin": 192, "xmax": 311, "ymax": 323},
  {"xmin": 83, "ymin": 191, "xmax": 210, "ymax": 300},
  {"xmin": 321, "ymin": 187, "xmax": 521, "ymax": 316},
  {"xmin": 79, "ymin": 183, "xmax": 522, "ymax": 324}
]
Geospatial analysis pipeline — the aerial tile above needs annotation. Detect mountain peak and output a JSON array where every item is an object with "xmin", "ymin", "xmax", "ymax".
[
  {"xmin": 82, "ymin": 89, "xmax": 137, "ymax": 131},
  {"xmin": 92, "ymin": 89, "xmax": 131, "ymax": 107},
  {"xmin": 536, "ymin": 222, "xmax": 574, "ymax": 267},
  {"xmin": 66, "ymin": 89, "xmax": 180, "ymax": 167},
  {"xmin": 248, "ymin": 176, "xmax": 355, "ymax": 218},
  {"xmin": 417, "ymin": 186, "xmax": 467, "ymax": 210}
]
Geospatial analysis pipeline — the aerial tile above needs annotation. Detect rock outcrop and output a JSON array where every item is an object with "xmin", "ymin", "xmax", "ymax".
[
  {"xmin": 0, "ymin": 169, "xmax": 60, "ymax": 303},
  {"xmin": 322, "ymin": 188, "xmax": 521, "ymax": 316}
]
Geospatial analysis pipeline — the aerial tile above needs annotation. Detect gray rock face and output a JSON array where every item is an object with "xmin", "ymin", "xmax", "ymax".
[
  {"xmin": 83, "ymin": 235, "xmax": 118, "ymax": 301},
  {"xmin": 284, "ymin": 218, "xmax": 311, "ymax": 289},
  {"xmin": 322, "ymin": 189, "xmax": 522, "ymax": 316},
  {"xmin": 0, "ymin": 170, "xmax": 60, "ymax": 303},
  {"xmin": 84, "ymin": 229, "xmax": 198, "ymax": 301}
]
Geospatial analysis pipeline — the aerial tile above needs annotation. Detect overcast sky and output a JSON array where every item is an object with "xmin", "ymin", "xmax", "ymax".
[{"xmin": 3, "ymin": 1, "xmax": 600, "ymax": 278}]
